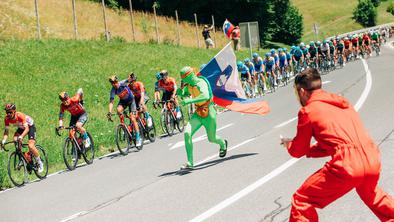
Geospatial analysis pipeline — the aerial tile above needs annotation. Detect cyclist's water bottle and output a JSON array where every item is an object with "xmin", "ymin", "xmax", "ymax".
[{"xmin": 147, "ymin": 116, "xmax": 152, "ymax": 127}]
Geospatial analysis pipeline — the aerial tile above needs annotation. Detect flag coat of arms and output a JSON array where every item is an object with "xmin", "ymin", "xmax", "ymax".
[
  {"xmin": 199, "ymin": 43, "xmax": 270, "ymax": 115},
  {"xmin": 223, "ymin": 19, "xmax": 235, "ymax": 39}
]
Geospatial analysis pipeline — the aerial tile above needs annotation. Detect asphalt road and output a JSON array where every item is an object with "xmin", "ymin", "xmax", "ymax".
[{"xmin": 1, "ymin": 42, "xmax": 393, "ymax": 222}]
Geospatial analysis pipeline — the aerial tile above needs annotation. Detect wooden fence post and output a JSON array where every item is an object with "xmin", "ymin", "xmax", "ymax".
[
  {"xmin": 194, "ymin": 13, "xmax": 200, "ymax": 48},
  {"xmin": 175, "ymin": 10, "xmax": 180, "ymax": 46},
  {"xmin": 101, "ymin": 0, "xmax": 110, "ymax": 42},
  {"xmin": 153, "ymin": 5, "xmax": 159, "ymax": 43},
  {"xmin": 71, "ymin": 0, "xmax": 78, "ymax": 39},
  {"xmin": 128, "ymin": 0, "xmax": 136, "ymax": 41},
  {"xmin": 34, "ymin": 0, "xmax": 41, "ymax": 40}
]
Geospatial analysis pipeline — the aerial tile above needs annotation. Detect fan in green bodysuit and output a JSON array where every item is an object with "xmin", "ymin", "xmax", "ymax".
[{"xmin": 176, "ymin": 66, "xmax": 228, "ymax": 170}]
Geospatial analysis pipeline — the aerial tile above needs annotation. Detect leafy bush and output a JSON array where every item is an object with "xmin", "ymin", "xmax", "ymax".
[
  {"xmin": 387, "ymin": 1, "xmax": 394, "ymax": 15},
  {"xmin": 353, "ymin": 0, "xmax": 377, "ymax": 27}
]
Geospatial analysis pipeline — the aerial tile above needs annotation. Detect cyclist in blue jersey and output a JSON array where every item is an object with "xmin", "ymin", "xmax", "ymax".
[
  {"xmin": 270, "ymin": 49, "xmax": 279, "ymax": 69},
  {"xmin": 278, "ymin": 48, "xmax": 288, "ymax": 82},
  {"xmin": 107, "ymin": 75, "xmax": 142, "ymax": 146},
  {"xmin": 300, "ymin": 42, "xmax": 309, "ymax": 66},
  {"xmin": 309, "ymin": 41, "xmax": 319, "ymax": 68},
  {"xmin": 244, "ymin": 58, "xmax": 257, "ymax": 96},
  {"xmin": 292, "ymin": 46, "xmax": 304, "ymax": 74},
  {"xmin": 237, "ymin": 61, "xmax": 253, "ymax": 97},
  {"xmin": 263, "ymin": 53, "xmax": 277, "ymax": 89},
  {"xmin": 252, "ymin": 53, "xmax": 267, "ymax": 92}
]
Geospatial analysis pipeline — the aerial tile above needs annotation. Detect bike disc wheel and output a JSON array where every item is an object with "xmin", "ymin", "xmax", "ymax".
[
  {"xmin": 8, "ymin": 152, "xmax": 27, "ymax": 187},
  {"xmin": 33, "ymin": 145, "xmax": 48, "ymax": 179},
  {"xmin": 176, "ymin": 108, "xmax": 185, "ymax": 133},
  {"xmin": 63, "ymin": 137, "xmax": 78, "ymax": 170},
  {"xmin": 116, "ymin": 125, "xmax": 130, "ymax": 155},
  {"xmin": 82, "ymin": 132, "xmax": 95, "ymax": 165},
  {"xmin": 164, "ymin": 110, "xmax": 175, "ymax": 136},
  {"xmin": 146, "ymin": 114, "xmax": 157, "ymax": 143}
]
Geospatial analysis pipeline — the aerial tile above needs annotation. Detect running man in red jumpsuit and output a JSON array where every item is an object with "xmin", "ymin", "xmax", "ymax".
[{"xmin": 281, "ymin": 68, "xmax": 394, "ymax": 222}]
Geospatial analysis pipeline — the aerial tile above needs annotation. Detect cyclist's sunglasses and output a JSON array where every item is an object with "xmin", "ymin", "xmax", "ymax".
[{"xmin": 6, "ymin": 111, "xmax": 13, "ymax": 115}]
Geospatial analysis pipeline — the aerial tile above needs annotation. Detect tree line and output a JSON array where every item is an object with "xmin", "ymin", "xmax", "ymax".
[{"xmin": 95, "ymin": 0, "xmax": 304, "ymax": 45}]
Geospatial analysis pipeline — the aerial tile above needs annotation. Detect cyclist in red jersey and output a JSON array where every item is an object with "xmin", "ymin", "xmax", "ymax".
[
  {"xmin": 343, "ymin": 37, "xmax": 352, "ymax": 61},
  {"xmin": 127, "ymin": 73, "xmax": 152, "ymax": 126},
  {"xmin": 1, "ymin": 103, "xmax": 44, "ymax": 172},
  {"xmin": 58, "ymin": 88, "xmax": 91, "ymax": 148},
  {"xmin": 351, "ymin": 34, "xmax": 359, "ymax": 58},
  {"xmin": 362, "ymin": 32, "xmax": 372, "ymax": 56},
  {"xmin": 154, "ymin": 70, "xmax": 182, "ymax": 118}
]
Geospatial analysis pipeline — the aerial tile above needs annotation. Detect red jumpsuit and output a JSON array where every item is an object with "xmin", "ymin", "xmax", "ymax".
[{"xmin": 286, "ymin": 89, "xmax": 394, "ymax": 222}]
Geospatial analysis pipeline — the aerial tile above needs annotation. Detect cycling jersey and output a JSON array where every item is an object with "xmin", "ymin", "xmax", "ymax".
[
  {"xmin": 264, "ymin": 57, "xmax": 275, "ymax": 72},
  {"xmin": 293, "ymin": 47, "xmax": 303, "ymax": 58},
  {"xmin": 286, "ymin": 52, "xmax": 292, "ymax": 61},
  {"xmin": 238, "ymin": 64, "xmax": 249, "ymax": 74},
  {"xmin": 309, "ymin": 46, "xmax": 317, "ymax": 57},
  {"xmin": 156, "ymin": 77, "xmax": 176, "ymax": 92},
  {"xmin": 279, "ymin": 53, "xmax": 287, "ymax": 67},
  {"xmin": 362, "ymin": 35, "xmax": 370, "ymax": 45},
  {"xmin": 351, "ymin": 37, "xmax": 359, "ymax": 45},
  {"xmin": 128, "ymin": 81, "xmax": 145, "ymax": 98},
  {"xmin": 301, "ymin": 47, "xmax": 309, "ymax": 56},
  {"xmin": 344, "ymin": 40, "xmax": 351, "ymax": 49},
  {"xmin": 329, "ymin": 46, "xmax": 335, "ymax": 54},
  {"xmin": 371, "ymin": 32, "xmax": 379, "ymax": 41},
  {"xmin": 59, "ymin": 95, "xmax": 85, "ymax": 118},
  {"xmin": 272, "ymin": 54, "xmax": 279, "ymax": 64},
  {"xmin": 253, "ymin": 57, "xmax": 264, "ymax": 73},
  {"xmin": 109, "ymin": 80, "xmax": 135, "ymax": 104},
  {"xmin": 321, "ymin": 43, "xmax": 329, "ymax": 52},
  {"xmin": 4, "ymin": 112, "xmax": 34, "ymax": 130},
  {"xmin": 245, "ymin": 62, "xmax": 255, "ymax": 75}
]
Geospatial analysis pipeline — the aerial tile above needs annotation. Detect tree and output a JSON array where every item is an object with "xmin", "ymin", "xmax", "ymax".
[
  {"xmin": 387, "ymin": 1, "xmax": 394, "ymax": 15},
  {"xmin": 271, "ymin": 1, "xmax": 303, "ymax": 44},
  {"xmin": 371, "ymin": 0, "xmax": 380, "ymax": 7},
  {"xmin": 353, "ymin": 0, "xmax": 377, "ymax": 27}
]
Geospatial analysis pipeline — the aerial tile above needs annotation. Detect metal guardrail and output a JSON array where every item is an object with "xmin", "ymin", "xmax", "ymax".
[{"xmin": 327, "ymin": 22, "xmax": 394, "ymax": 39}]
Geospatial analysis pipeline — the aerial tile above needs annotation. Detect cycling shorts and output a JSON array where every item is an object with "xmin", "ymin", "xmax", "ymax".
[
  {"xmin": 70, "ymin": 112, "xmax": 88, "ymax": 127},
  {"xmin": 279, "ymin": 60, "xmax": 287, "ymax": 68},
  {"xmin": 161, "ymin": 90, "xmax": 174, "ymax": 103},
  {"xmin": 118, "ymin": 99, "xmax": 137, "ymax": 114},
  {"xmin": 15, "ymin": 125, "xmax": 36, "ymax": 141}
]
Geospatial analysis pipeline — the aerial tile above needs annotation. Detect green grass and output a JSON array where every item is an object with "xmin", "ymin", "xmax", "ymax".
[
  {"xmin": 0, "ymin": 39, "xmax": 272, "ymax": 189},
  {"xmin": 292, "ymin": 0, "xmax": 394, "ymax": 42}
]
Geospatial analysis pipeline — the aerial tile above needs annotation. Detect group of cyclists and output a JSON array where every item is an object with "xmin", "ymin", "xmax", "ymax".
[
  {"xmin": 0, "ymin": 26, "xmax": 391, "ymax": 187},
  {"xmin": 237, "ymin": 28, "xmax": 391, "ymax": 98}
]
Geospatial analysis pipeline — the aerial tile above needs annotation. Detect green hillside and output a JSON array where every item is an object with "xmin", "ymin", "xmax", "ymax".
[{"xmin": 292, "ymin": 0, "xmax": 393, "ymax": 42}]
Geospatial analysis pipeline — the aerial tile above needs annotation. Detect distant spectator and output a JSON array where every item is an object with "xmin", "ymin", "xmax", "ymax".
[
  {"xmin": 231, "ymin": 26, "xmax": 241, "ymax": 51},
  {"xmin": 202, "ymin": 25, "xmax": 214, "ymax": 49}
]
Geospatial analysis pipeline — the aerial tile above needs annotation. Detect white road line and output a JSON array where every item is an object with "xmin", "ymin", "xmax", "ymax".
[
  {"xmin": 189, "ymin": 59, "xmax": 373, "ymax": 222},
  {"xmin": 169, "ymin": 123, "xmax": 234, "ymax": 150},
  {"xmin": 59, "ymin": 211, "xmax": 88, "ymax": 222},
  {"xmin": 273, "ymin": 117, "xmax": 297, "ymax": 129},
  {"xmin": 322, "ymin": 80, "xmax": 332, "ymax": 85}
]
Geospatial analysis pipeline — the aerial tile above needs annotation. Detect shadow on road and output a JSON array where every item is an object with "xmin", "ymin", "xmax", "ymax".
[{"xmin": 158, "ymin": 152, "xmax": 258, "ymax": 177}]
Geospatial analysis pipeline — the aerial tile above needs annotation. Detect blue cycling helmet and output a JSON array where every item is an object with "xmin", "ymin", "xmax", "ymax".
[
  {"xmin": 283, "ymin": 48, "xmax": 288, "ymax": 52},
  {"xmin": 291, "ymin": 45, "xmax": 296, "ymax": 50},
  {"xmin": 270, "ymin": 49, "xmax": 275, "ymax": 54},
  {"xmin": 244, "ymin": 58, "xmax": 250, "ymax": 63},
  {"xmin": 155, "ymin": 72, "xmax": 162, "ymax": 80},
  {"xmin": 252, "ymin": 53, "xmax": 259, "ymax": 58},
  {"xmin": 200, "ymin": 64, "xmax": 206, "ymax": 70},
  {"xmin": 309, "ymin": 41, "xmax": 314, "ymax": 46},
  {"xmin": 237, "ymin": 61, "xmax": 243, "ymax": 69},
  {"xmin": 265, "ymin": 53, "xmax": 270, "ymax": 58},
  {"xmin": 278, "ymin": 48, "xmax": 283, "ymax": 53}
]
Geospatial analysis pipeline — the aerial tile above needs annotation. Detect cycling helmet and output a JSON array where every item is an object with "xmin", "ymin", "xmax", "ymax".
[
  {"xmin": 270, "ymin": 49, "xmax": 276, "ymax": 54},
  {"xmin": 344, "ymin": 37, "xmax": 349, "ymax": 40},
  {"xmin": 244, "ymin": 58, "xmax": 250, "ymax": 64},
  {"xmin": 300, "ymin": 42, "xmax": 305, "ymax": 47},
  {"xmin": 200, "ymin": 64, "xmax": 207, "ymax": 70},
  {"xmin": 160, "ymin": 69, "xmax": 168, "ymax": 78},
  {"xmin": 316, "ymin": 41, "xmax": 321, "ymax": 46},
  {"xmin": 278, "ymin": 48, "xmax": 283, "ymax": 53},
  {"xmin": 4, "ymin": 103, "xmax": 16, "ymax": 111},
  {"xmin": 58, "ymin": 91, "xmax": 69, "ymax": 101},
  {"xmin": 329, "ymin": 41, "xmax": 333, "ymax": 46},
  {"xmin": 129, "ymin": 72, "xmax": 136, "ymax": 81},
  {"xmin": 155, "ymin": 72, "xmax": 162, "ymax": 80},
  {"xmin": 283, "ymin": 48, "xmax": 288, "ymax": 52},
  {"xmin": 291, "ymin": 45, "xmax": 296, "ymax": 50},
  {"xmin": 237, "ymin": 61, "xmax": 244, "ymax": 69},
  {"xmin": 309, "ymin": 41, "xmax": 314, "ymax": 46},
  {"xmin": 252, "ymin": 53, "xmax": 259, "ymax": 58},
  {"xmin": 108, "ymin": 75, "xmax": 118, "ymax": 83},
  {"xmin": 265, "ymin": 53, "xmax": 270, "ymax": 58},
  {"xmin": 323, "ymin": 40, "xmax": 327, "ymax": 44}
]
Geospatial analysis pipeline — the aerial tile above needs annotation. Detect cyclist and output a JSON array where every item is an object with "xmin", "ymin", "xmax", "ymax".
[
  {"xmin": 1, "ymin": 103, "xmax": 43, "ymax": 173},
  {"xmin": 320, "ymin": 40, "xmax": 331, "ymax": 66},
  {"xmin": 278, "ymin": 48, "xmax": 288, "ymax": 82},
  {"xmin": 371, "ymin": 30, "xmax": 380, "ymax": 54},
  {"xmin": 292, "ymin": 46, "xmax": 304, "ymax": 73},
  {"xmin": 300, "ymin": 43, "xmax": 309, "ymax": 67},
  {"xmin": 329, "ymin": 41, "xmax": 336, "ymax": 66},
  {"xmin": 336, "ymin": 37, "xmax": 346, "ymax": 66},
  {"xmin": 127, "ymin": 73, "xmax": 152, "ymax": 127},
  {"xmin": 343, "ymin": 37, "xmax": 352, "ymax": 61},
  {"xmin": 244, "ymin": 58, "xmax": 257, "ymax": 95},
  {"xmin": 107, "ymin": 75, "xmax": 142, "ymax": 147},
  {"xmin": 308, "ymin": 41, "xmax": 319, "ymax": 68},
  {"xmin": 264, "ymin": 52, "xmax": 276, "ymax": 89},
  {"xmin": 237, "ymin": 61, "xmax": 253, "ymax": 97},
  {"xmin": 252, "ymin": 53, "xmax": 266, "ymax": 92},
  {"xmin": 58, "ymin": 89, "xmax": 91, "ymax": 148},
  {"xmin": 351, "ymin": 34, "xmax": 359, "ymax": 58},
  {"xmin": 154, "ymin": 70, "xmax": 181, "ymax": 118},
  {"xmin": 362, "ymin": 32, "xmax": 372, "ymax": 56},
  {"xmin": 284, "ymin": 48, "xmax": 293, "ymax": 75}
]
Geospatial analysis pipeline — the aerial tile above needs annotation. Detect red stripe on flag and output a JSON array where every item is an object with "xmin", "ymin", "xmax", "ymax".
[{"xmin": 213, "ymin": 96, "xmax": 270, "ymax": 116}]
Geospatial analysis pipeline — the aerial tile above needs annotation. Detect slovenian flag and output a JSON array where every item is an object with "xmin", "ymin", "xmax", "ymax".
[
  {"xmin": 200, "ymin": 43, "xmax": 270, "ymax": 115},
  {"xmin": 223, "ymin": 19, "xmax": 235, "ymax": 39}
]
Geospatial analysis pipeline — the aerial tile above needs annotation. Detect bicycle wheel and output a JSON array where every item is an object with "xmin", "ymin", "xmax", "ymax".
[
  {"xmin": 146, "ymin": 114, "xmax": 156, "ymax": 143},
  {"xmin": 82, "ymin": 132, "xmax": 95, "ymax": 165},
  {"xmin": 164, "ymin": 110, "xmax": 175, "ymax": 136},
  {"xmin": 63, "ymin": 137, "xmax": 78, "ymax": 170},
  {"xmin": 8, "ymin": 152, "xmax": 27, "ymax": 187},
  {"xmin": 116, "ymin": 125, "xmax": 130, "ymax": 155},
  {"xmin": 33, "ymin": 145, "xmax": 48, "ymax": 179},
  {"xmin": 176, "ymin": 108, "xmax": 185, "ymax": 133}
]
